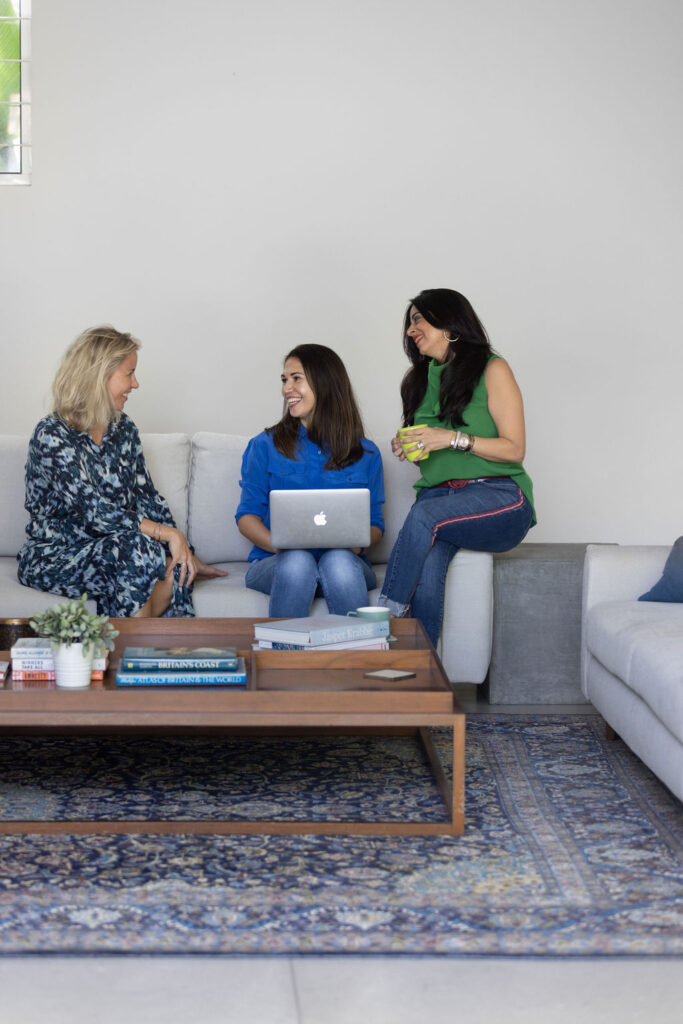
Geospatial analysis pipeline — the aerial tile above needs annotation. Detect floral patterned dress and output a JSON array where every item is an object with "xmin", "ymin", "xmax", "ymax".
[{"xmin": 17, "ymin": 414, "xmax": 194, "ymax": 617}]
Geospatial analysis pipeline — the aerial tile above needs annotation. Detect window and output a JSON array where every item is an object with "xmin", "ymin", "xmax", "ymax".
[{"xmin": 0, "ymin": 0, "xmax": 30, "ymax": 185}]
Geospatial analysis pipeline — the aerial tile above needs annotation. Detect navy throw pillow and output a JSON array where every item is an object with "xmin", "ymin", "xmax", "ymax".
[{"xmin": 638, "ymin": 536, "xmax": 683, "ymax": 602}]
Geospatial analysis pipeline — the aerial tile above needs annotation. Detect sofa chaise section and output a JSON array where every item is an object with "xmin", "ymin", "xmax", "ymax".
[{"xmin": 581, "ymin": 543, "xmax": 683, "ymax": 802}]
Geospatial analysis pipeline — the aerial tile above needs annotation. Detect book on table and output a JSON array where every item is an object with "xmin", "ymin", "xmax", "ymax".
[
  {"xmin": 11, "ymin": 669, "xmax": 105, "ymax": 681},
  {"xmin": 10, "ymin": 638, "xmax": 55, "ymax": 659},
  {"xmin": 254, "ymin": 635, "xmax": 390, "ymax": 651},
  {"xmin": 253, "ymin": 615, "xmax": 390, "ymax": 647},
  {"xmin": 11, "ymin": 656, "xmax": 108, "ymax": 671},
  {"xmin": 10, "ymin": 637, "xmax": 109, "ymax": 673},
  {"xmin": 120, "ymin": 645, "xmax": 238, "ymax": 671},
  {"xmin": 11, "ymin": 669, "xmax": 57, "ymax": 681},
  {"xmin": 116, "ymin": 656, "xmax": 247, "ymax": 687}
]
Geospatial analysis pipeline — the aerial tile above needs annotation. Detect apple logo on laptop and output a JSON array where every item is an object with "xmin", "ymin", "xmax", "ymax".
[{"xmin": 314, "ymin": 511, "xmax": 327, "ymax": 526}]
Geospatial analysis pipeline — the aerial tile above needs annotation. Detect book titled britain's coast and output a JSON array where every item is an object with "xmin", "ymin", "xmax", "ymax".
[
  {"xmin": 253, "ymin": 615, "xmax": 390, "ymax": 647},
  {"xmin": 120, "ymin": 645, "xmax": 238, "ymax": 671},
  {"xmin": 116, "ymin": 657, "xmax": 247, "ymax": 687}
]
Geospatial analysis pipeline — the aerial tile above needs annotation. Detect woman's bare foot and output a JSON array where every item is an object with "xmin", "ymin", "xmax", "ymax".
[{"xmin": 194, "ymin": 557, "xmax": 228, "ymax": 579}]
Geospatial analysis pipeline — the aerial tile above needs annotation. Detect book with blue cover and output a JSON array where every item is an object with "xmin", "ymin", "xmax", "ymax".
[
  {"xmin": 253, "ymin": 615, "xmax": 390, "ymax": 646},
  {"xmin": 120, "ymin": 645, "xmax": 238, "ymax": 671},
  {"xmin": 116, "ymin": 657, "xmax": 247, "ymax": 687}
]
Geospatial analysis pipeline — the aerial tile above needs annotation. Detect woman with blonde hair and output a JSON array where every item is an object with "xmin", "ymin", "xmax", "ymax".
[{"xmin": 18, "ymin": 326, "xmax": 224, "ymax": 616}]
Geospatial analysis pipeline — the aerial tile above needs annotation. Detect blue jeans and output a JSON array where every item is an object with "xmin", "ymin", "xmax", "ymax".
[
  {"xmin": 245, "ymin": 549, "xmax": 377, "ymax": 617},
  {"xmin": 379, "ymin": 478, "xmax": 533, "ymax": 646}
]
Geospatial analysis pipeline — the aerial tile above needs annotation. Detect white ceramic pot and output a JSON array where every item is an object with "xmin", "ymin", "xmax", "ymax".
[{"xmin": 53, "ymin": 642, "xmax": 94, "ymax": 689}]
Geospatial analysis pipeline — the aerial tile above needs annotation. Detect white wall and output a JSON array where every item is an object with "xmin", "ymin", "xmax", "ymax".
[{"xmin": 2, "ymin": 0, "xmax": 681, "ymax": 544}]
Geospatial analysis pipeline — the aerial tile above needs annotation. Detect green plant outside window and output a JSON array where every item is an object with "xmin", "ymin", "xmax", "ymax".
[{"xmin": 0, "ymin": 0, "xmax": 21, "ymax": 174}]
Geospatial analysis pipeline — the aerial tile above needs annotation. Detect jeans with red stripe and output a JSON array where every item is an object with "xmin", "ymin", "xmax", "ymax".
[{"xmin": 378, "ymin": 477, "xmax": 533, "ymax": 647}]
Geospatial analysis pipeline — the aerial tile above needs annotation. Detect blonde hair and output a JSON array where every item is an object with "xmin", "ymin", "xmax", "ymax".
[{"xmin": 52, "ymin": 326, "xmax": 141, "ymax": 431}]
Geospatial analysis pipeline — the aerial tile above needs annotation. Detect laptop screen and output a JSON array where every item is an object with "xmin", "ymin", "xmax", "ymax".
[{"xmin": 269, "ymin": 489, "xmax": 371, "ymax": 549}]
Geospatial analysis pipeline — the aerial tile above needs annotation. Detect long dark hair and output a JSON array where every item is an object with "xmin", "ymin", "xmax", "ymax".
[
  {"xmin": 269, "ymin": 344, "xmax": 366, "ymax": 470},
  {"xmin": 400, "ymin": 289, "xmax": 493, "ymax": 427}
]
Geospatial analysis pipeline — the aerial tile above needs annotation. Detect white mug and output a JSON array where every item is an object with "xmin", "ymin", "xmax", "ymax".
[{"xmin": 346, "ymin": 606, "xmax": 391, "ymax": 621}]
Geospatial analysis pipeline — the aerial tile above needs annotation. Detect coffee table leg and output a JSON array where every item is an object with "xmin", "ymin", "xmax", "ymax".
[{"xmin": 418, "ymin": 717, "xmax": 464, "ymax": 835}]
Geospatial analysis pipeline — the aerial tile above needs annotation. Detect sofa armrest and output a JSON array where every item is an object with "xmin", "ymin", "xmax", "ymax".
[
  {"xmin": 580, "ymin": 543, "xmax": 670, "ymax": 695},
  {"xmin": 582, "ymin": 544, "xmax": 670, "ymax": 612}
]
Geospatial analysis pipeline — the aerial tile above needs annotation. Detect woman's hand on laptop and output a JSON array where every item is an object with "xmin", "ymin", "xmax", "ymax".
[
  {"xmin": 237, "ymin": 513, "xmax": 279, "ymax": 554},
  {"xmin": 351, "ymin": 525, "xmax": 383, "ymax": 555}
]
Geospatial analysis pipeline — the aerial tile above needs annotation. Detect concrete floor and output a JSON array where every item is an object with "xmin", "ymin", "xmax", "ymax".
[
  {"xmin": 1, "ymin": 955, "xmax": 682, "ymax": 1024},
  {"xmin": 2, "ymin": 697, "xmax": 681, "ymax": 1024}
]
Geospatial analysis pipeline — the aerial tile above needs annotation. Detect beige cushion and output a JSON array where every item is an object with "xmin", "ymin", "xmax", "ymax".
[
  {"xmin": 586, "ymin": 600, "xmax": 683, "ymax": 734},
  {"xmin": 0, "ymin": 558, "xmax": 97, "ymax": 617},
  {"xmin": 140, "ymin": 433, "xmax": 191, "ymax": 537},
  {"xmin": 188, "ymin": 433, "xmax": 253, "ymax": 563},
  {"xmin": 0, "ymin": 436, "xmax": 29, "ymax": 557}
]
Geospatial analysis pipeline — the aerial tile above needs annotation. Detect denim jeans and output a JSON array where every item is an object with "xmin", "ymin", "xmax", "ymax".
[
  {"xmin": 245, "ymin": 549, "xmax": 377, "ymax": 617},
  {"xmin": 378, "ymin": 478, "xmax": 533, "ymax": 646}
]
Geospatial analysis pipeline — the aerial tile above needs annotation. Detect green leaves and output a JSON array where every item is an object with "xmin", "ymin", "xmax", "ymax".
[{"xmin": 30, "ymin": 594, "xmax": 119, "ymax": 652}]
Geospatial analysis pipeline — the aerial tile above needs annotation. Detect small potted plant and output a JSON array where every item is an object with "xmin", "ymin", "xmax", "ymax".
[{"xmin": 30, "ymin": 594, "xmax": 119, "ymax": 689}]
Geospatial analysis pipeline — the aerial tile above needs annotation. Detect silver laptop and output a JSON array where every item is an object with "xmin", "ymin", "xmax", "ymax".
[{"xmin": 269, "ymin": 489, "xmax": 371, "ymax": 550}]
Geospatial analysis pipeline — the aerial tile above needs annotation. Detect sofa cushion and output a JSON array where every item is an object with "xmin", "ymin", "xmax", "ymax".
[
  {"xmin": 585, "ymin": 600, "xmax": 683, "ymax": 732},
  {"xmin": 370, "ymin": 440, "xmax": 416, "ymax": 564},
  {"xmin": 188, "ymin": 433, "xmax": 253, "ymax": 563},
  {"xmin": 639, "ymin": 535, "xmax": 683, "ymax": 602},
  {"xmin": 192, "ymin": 565, "xmax": 360, "ymax": 619},
  {"xmin": 0, "ymin": 557, "xmax": 97, "ymax": 617},
  {"xmin": 0, "ymin": 436, "xmax": 29, "ymax": 557},
  {"xmin": 139, "ymin": 433, "xmax": 191, "ymax": 537}
]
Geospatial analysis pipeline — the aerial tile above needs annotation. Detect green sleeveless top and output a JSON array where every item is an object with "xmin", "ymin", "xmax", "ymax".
[{"xmin": 412, "ymin": 356, "xmax": 536, "ymax": 524}]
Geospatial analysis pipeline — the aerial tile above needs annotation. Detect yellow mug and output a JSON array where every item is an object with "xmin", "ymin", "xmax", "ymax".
[{"xmin": 398, "ymin": 425, "xmax": 429, "ymax": 462}]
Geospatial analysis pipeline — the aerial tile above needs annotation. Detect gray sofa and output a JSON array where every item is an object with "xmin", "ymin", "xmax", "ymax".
[
  {"xmin": 0, "ymin": 432, "xmax": 494, "ymax": 684},
  {"xmin": 581, "ymin": 543, "xmax": 683, "ymax": 802}
]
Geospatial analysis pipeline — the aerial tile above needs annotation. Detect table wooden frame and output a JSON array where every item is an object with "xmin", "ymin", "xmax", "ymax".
[{"xmin": 0, "ymin": 618, "xmax": 465, "ymax": 836}]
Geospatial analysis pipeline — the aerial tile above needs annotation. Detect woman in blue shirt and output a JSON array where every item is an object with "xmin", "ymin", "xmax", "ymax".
[{"xmin": 236, "ymin": 344, "xmax": 385, "ymax": 617}]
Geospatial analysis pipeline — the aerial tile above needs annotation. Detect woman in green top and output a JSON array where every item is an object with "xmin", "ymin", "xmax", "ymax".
[{"xmin": 378, "ymin": 288, "xmax": 535, "ymax": 647}]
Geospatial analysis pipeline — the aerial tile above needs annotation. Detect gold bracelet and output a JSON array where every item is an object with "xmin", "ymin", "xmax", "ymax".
[{"xmin": 450, "ymin": 431, "xmax": 458, "ymax": 450}]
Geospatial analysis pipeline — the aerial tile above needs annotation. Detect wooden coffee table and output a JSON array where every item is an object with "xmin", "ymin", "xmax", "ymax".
[{"xmin": 0, "ymin": 617, "xmax": 465, "ymax": 836}]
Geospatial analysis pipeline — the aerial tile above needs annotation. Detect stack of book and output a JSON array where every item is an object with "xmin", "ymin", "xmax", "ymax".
[
  {"xmin": 10, "ymin": 637, "xmax": 109, "ymax": 682},
  {"xmin": 253, "ymin": 614, "xmax": 391, "ymax": 651},
  {"xmin": 115, "ymin": 646, "xmax": 247, "ymax": 686}
]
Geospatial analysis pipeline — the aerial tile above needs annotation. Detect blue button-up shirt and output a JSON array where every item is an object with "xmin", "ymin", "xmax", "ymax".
[{"xmin": 235, "ymin": 426, "xmax": 385, "ymax": 561}]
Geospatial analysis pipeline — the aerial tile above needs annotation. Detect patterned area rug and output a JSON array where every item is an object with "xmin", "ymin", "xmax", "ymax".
[{"xmin": 0, "ymin": 715, "xmax": 681, "ymax": 955}]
